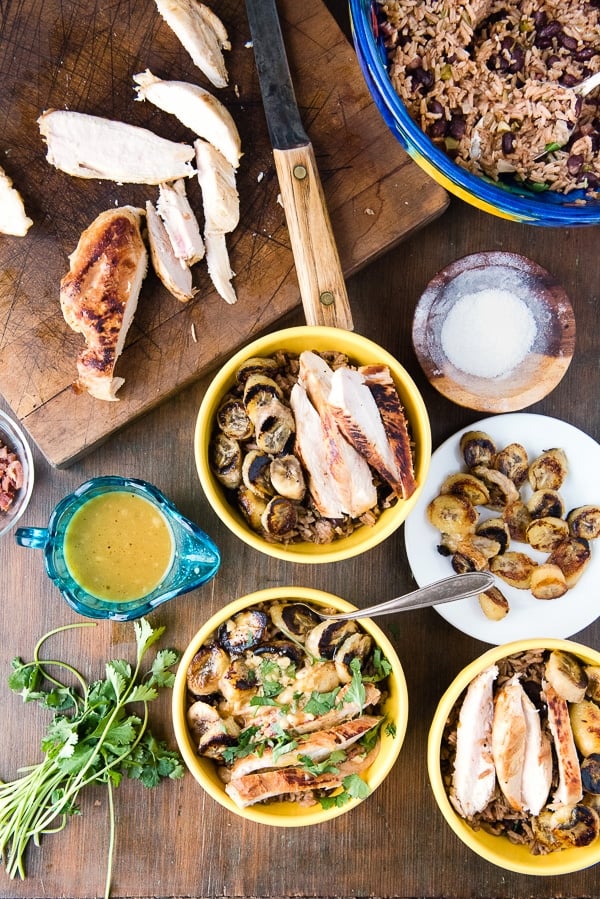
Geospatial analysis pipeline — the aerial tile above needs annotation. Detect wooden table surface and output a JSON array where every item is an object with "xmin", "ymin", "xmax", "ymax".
[{"xmin": 1, "ymin": 2, "xmax": 600, "ymax": 898}]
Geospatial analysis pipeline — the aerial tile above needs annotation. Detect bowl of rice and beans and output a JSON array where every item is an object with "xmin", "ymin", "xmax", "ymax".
[
  {"xmin": 428, "ymin": 638, "xmax": 600, "ymax": 874},
  {"xmin": 350, "ymin": 0, "xmax": 600, "ymax": 225},
  {"xmin": 172, "ymin": 586, "xmax": 408, "ymax": 825},
  {"xmin": 194, "ymin": 326, "xmax": 431, "ymax": 563}
]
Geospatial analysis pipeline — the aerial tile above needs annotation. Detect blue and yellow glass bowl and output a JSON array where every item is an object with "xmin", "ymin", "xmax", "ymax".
[{"xmin": 349, "ymin": 0, "xmax": 600, "ymax": 226}]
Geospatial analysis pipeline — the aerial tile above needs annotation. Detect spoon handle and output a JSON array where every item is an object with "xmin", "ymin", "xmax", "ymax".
[{"xmin": 320, "ymin": 571, "xmax": 495, "ymax": 621}]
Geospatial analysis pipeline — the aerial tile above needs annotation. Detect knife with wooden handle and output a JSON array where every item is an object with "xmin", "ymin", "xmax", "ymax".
[{"xmin": 245, "ymin": 0, "xmax": 354, "ymax": 330}]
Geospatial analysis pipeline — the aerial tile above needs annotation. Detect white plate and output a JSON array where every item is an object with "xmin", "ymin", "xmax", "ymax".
[{"xmin": 404, "ymin": 413, "xmax": 600, "ymax": 644}]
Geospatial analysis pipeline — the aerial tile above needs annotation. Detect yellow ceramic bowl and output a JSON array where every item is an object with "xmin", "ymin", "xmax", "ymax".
[
  {"xmin": 194, "ymin": 326, "xmax": 431, "ymax": 563},
  {"xmin": 172, "ymin": 586, "xmax": 409, "ymax": 826},
  {"xmin": 428, "ymin": 638, "xmax": 600, "ymax": 876}
]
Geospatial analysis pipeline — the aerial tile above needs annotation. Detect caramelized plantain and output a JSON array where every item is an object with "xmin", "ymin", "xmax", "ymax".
[
  {"xmin": 478, "ymin": 585, "xmax": 510, "ymax": 620},
  {"xmin": 493, "ymin": 442, "xmax": 529, "ymax": 486},
  {"xmin": 528, "ymin": 447, "xmax": 568, "ymax": 491},
  {"xmin": 545, "ymin": 650, "xmax": 588, "ymax": 702},
  {"xmin": 490, "ymin": 551, "xmax": 538, "ymax": 588},
  {"xmin": 427, "ymin": 493, "xmax": 478, "ymax": 535},
  {"xmin": 525, "ymin": 516, "xmax": 570, "ymax": 552},
  {"xmin": 440, "ymin": 472, "xmax": 490, "ymax": 506},
  {"xmin": 547, "ymin": 536, "xmax": 591, "ymax": 588},
  {"xmin": 471, "ymin": 465, "xmax": 520, "ymax": 509},
  {"xmin": 476, "ymin": 517, "xmax": 510, "ymax": 553},
  {"xmin": 502, "ymin": 499, "xmax": 532, "ymax": 542},
  {"xmin": 526, "ymin": 488, "xmax": 565, "ymax": 520},
  {"xmin": 570, "ymin": 700, "xmax": 600, "ymax": 757},
  {"xmin": 567, "ymin": 505, "xmax": 600, "ymax": 541},
  {"xmin": 530, "ymin": 562, "xmax": 568, "ymax": 600},
  {"xmin": 585, "ymin": 666, "xmax": 600, "ymax": 703},
  {"xmin": 460, "ymin": 430, "xmax": 496, "ymax": 469}
]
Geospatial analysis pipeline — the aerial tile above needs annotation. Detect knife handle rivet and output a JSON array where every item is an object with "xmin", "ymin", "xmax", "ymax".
[
  {"xmin": 320, "ymin": 291, "xmax": 335, "ymax": 306},
  {"xmin": 293, "ymin": 164, "xmax": 308, "ymax": 180}
]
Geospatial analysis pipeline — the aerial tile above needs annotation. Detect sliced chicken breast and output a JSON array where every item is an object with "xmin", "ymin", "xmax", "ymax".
[
  {"xmin": 290, "ymin": 382, "xmax": 345, "ymax": 519},
  {"xmin": 298, "ymin": 351, "xmax": 377, "ymax": 517},
  {"xmin": 492, "ymin": 675, "xmax": 527, "ymax": 811},
  {"xmin": 154, "ymin": 0, "xmax": 230, "ymax": 88},
  {"xmin": 451, "ymin": 664, "xmax": 497, "ymax": 818},
  {"xmin": 60, "ymin": 206, "xmax": 148, "ymax": 401},
  {"xmin": 327, "ymin": 366, "xmax": 407, "ymax": 499},
  {"xmin": 0, "ymin": 166, "xmax": 33, "ymax": 236},
  {"xmin": 38, "ymin": 109, "xmax": 195, "ymax": 184},
  {"xmin": 156, "ymin": 180, "xmax": 205, "ymax": 266},
  {"xmin": 134, "ymin": 70, "xmax": 241, "ymax": 168},
  {"xmin": 146, "ymin": 201, "xmax": 195, "ymax": 302},
  {"xmin": 543, "ymin": 679, "xmax": 583, "ymax": 808},
  {"xmin": 229, "ymin": 714, "xmax": 381, "ymax": 779},
  {"xmin": 204, "ymin": 231, "xmax": 237, "ymax": 304},
  {"xmin": 521, "ymin": 688, "xmax": 552, "ymax": 815},
  {"xmin": 195, "ymin": 139, "xmax": 239, "ymax": 232}
]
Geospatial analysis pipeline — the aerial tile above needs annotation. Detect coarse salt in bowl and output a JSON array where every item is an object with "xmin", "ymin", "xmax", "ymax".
[
  {"xmin": 349, "ymin": 0, "xmax": 600, "ymax": 226},
  {"xmin": 428, "ymin": 638, "xmax": 600, "ymax": 875},
  {"xmin": 412, "ymin": 252, "xmax": 576, "ymax": 413}
]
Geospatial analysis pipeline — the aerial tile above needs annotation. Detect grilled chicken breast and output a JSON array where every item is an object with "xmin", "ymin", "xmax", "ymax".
[
  {"xmin": 156, "ymin": 180, "xmax": 205, "ymax": 266},
  {"xmin": 521, "ymin": 687, "xmax": 552, "ymax": 815},
  {"xmin": 543, "ymin": 679, "xmax": 583, "ymax": 808},
  {"xmin": 299, "ymin": 351, "xmax": 377, "ymax": 517},
  {"xmin": 146, "ymin": 201, "xmax": 195, "ymax": 303},
  {"xmin": 0, "ymin": 166, "xmax": 33, "ymax": 236},
  {"xmin": 38, "ymin": 109, "xmax": 195, "ymax": 184},
  {"xmin": 195, "ymin": 139, "xmax": 239, "ymax": 233},
  {"xmin": 60, "ymin": 206, "xmax": 148, "ymax": 401},
  {"xmin": 153, "ymin": 0, "xmax": 230, "ymax": 88},
  {"xmin": 327, "ymin": 366, "xmax": 410, "ymax": 500},
  {"xmin": 134, "ymin": 70, "xmax": 241, "ymax": 168},
  {"xmin": 204, "ymin": 231, "xmax": 237, "ymax": 304},
  {"xmin": 451, "ymin": 664, "xmax": 497, "ymax": 818},
  {"xmin": 492, "ymin": 675, "xmax": 527, "ymax": 811}
]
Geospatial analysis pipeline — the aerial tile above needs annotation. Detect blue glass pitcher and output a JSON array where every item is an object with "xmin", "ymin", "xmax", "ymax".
[{"xmin": 15, "ymin": 476, "xmax": 221, "ymax": 621}]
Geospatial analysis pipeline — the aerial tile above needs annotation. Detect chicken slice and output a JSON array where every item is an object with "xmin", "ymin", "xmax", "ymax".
[
  {"xmin": 225, "ymin": 743, "xmax": 380, "ymax": 808},
  {"xmin": 327, "ymin": 366, "xmax": 407, "ymax": 499},
  {"xmin": 146, "ymin": 201, "xmax": 195, "ymax": 303},
  {"xmin": 156, "ymin": 181, "xmax": 204, "ymax": 266},
  {"xmin": 521, "ymin": 688, "xmax": 552, "ymax": 815},
  {"xmin": 0, "ymin": 166, "xmax": 33, "ymax": 236},
  {"xmin": 298, "ymin": 351, "xmax": 377, "ymax": 517},
  {"xmin": 195, "ymin": 139, "xmax": 239, "ymax": 232},
  {"xmin": 60, "ymin": 206, "xmax": 148, "ymax": 401},
  {"xmin": 134, "ymin": 70, "xmax": 241, "ymax": 168},
  {"xmin": 492, "ymin": 675, "xmax": 527, "ymax": 811},
  {"xmin": 38, "ymin": 110, "xmax": 195, "ymax": 184},
  {"xmin": 543, "ymin": 679, "xmax": 583, "ymax": 808},
  {"xmin": 451, "ymin": 664, "xmax": 497, "ymax": 818},
  {"xmin": 154, "ymin": 0, "xmax": 230, "ymax": 88},
  {"xmin": 229, "ymin": 715, "xmax": 382, "ymax": 779},
  {"xmin": 359, "ymin": 364, "xmax": 417, "ymax": 499},
  {"xmin": 290, "ymin": 382, "xmax": 345, "ymax": 519},
  {"xmin": 204, "ymin": 231, "xmax": 236, "ymax": 304}
]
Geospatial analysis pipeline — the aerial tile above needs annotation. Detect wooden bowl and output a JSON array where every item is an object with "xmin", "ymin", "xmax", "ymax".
[{"xmin": 412, "ymin": 252, "xmax": 575, "ymax": 413}]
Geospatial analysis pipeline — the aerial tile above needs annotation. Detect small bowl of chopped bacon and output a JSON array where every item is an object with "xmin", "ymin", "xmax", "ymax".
[
  {"xmin": 428, "ymin": 638, "xmax": 600, "ymax": 875},
  {"xmin": 0, "ymin": 409, "xmax": 34, "ymax": 537},
  {"xmin": 194, "ymin": 326, "xmax": 431, "ymax": 563},
  {"xmin": 172, "ymin": 586, "xmax": 408, "ymax": 825}
]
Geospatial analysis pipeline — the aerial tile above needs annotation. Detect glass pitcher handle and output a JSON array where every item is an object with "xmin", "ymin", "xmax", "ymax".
[{"xmin": 15, "ymin": 526, "xmax": 49, "ymax": 549}]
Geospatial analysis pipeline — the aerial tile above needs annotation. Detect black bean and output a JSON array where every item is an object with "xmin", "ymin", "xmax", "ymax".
[
  {"xmin": 561, "ymin": 72, "xmax": 579, "ymax": 88},
  {"xmin": 502, "ymin": 132, "xmax": 515, "ymax": 154},
  {"xmin": 428, "ymin": 99, "xmax": 444, "ymax": 116},
  {"xmin": 559, "ymin": 32, "xmax": 578, "ymax": 51},
  {"xmin": 429, "ymin": 119, "xmax": 448, "ymax": 138},
  {"xmin": 567, "ymin": 154, "xmax": 584, "ymax": 174},
  {"xmin": 412, "ymin": 66, "xmax": 434, "ymax": 90},
  {"xmin": 448, "ymin": 115, "xmax": 466, "ymax": 140},
  {"xmin": 574, "ymin": 47, "xmax": 596, "ymax": 62}
]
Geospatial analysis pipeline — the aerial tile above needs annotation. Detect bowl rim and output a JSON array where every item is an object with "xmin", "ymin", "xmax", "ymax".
[
  {"xmin": 194, "ymin": 325, "xmax": 431, "ymax": 563},
  {"xmin": 427, "ymin": 637, "xmax": 600, "ymax": 875},
  {"xmin": 348, "ymin": 0, "xmax": 600, "ymax": 226},
  {"xmin": 172, "ymin": 585, "xmax": 409, "ymax": 826},
  {"xmin": 0, "ymin": 409, "xmax": 34, "ymax": 537}
]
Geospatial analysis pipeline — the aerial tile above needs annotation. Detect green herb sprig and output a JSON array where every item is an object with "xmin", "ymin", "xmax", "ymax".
[{"xmin": 0, "ymin": 618, "xmax": 184, "ymax": 899}]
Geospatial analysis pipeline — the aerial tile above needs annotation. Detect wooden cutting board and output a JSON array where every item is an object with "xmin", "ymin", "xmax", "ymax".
[{"xmin": 0, "ymin": 0, "xmax": 448, "ymax": 468}]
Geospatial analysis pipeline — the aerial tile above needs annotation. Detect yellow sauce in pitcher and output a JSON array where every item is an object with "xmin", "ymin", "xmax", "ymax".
[{"xmin": 64, "ymin": 491, "xmax": 174, "ymax": 602}]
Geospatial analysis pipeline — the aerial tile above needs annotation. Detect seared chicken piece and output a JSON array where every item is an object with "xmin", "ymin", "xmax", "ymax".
[
  {"xmin": 60, "ymin": 206, "xmax": 148, "ymax": 401},
  {"xmin": 153, "ymin": 0, "xmax": 230, "ymax": 88},
  {"xmin": 492, "ymin": 675, "xmax": 527, "ymax": 811},
  {"xmin": 225, "ymin": 744, "xmax": 379, "ymax": 808},
  {"xmin": 521, "ymin": 687, "xmax": 552, "ymax": 815},
  {"xmin": 298, "ymin": 351, "xmax": 377, "ymax": 517},
  {"xmin": 359, "ymin": 364, "xmax": 416, "ymax": 499},
  {"xmin": 328, "ymin": 366, "xmax": 408, "ymax": 499},
  {"xmin": 146, "ymin": 201, "xmax": 195, "ymax": 302},
  {"xmin": 134, "ymin": 70, "xmax": 241, "ymax": 168},
  {"xmin": 195, "ymin": 139, "xmax": 239, "ymax": 232},
  {"xmin": 229, "ymin": 715, "xmax": 381, "ymax": 779},
  {"xmin": 156, "ymin": 180, "xmax": 205, "ymax": 266},
  {"xmin": 38, "ymin": 110, "xmax": 195, "ymax": 184},
  {"xmin": 204, "ymin": 231, "xmax": 237, "ymax": 304},
  {"xmin": 0, "ymin": 166, "xmax": 33, "ymax": 236},
  {"xmin": 290, "ymin": 382, "xmax": 345, "ymax": 519},
  {"xmin": 543, "ymin": 679, "xmax": 583, "ymax": 808},
  {"xmin": 451, "ymin": 664, "xmax": 497, "ymax": 818}
]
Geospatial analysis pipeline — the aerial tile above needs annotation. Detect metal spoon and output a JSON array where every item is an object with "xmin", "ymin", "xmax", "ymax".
[{"xmin": 316, "ymin": 571, "xmax": 495, "ymax": 622}]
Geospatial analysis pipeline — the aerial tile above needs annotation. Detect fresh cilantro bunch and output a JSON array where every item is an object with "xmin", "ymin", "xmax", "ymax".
[{"xmin": 0, "ymin": 618, "xmax": 184, "ymax": 899}]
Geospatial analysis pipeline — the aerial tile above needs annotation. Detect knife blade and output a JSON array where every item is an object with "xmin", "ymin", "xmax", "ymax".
[{"xmin": 245, "ymin": 0, "xmax": 353, "ymax": 330}]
